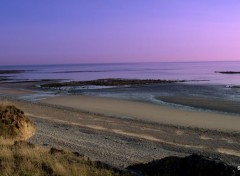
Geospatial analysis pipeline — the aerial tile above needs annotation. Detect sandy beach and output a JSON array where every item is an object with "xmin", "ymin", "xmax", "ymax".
[
  {"xmin": 42, "ymin": 95, "xmax": 240, "ymax": 132},
  {"xmin": 0, "ymin": 79, "xmax": 239, "ymax": 168},
  {"xmin": 0, "ymin": 85, "xmax": 239, "ymax": 168}
]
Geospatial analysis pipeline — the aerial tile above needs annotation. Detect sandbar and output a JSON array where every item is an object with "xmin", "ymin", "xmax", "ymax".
[{"xmin": 41, "ymin": 95, "xmax": 240, "ymax": 132}]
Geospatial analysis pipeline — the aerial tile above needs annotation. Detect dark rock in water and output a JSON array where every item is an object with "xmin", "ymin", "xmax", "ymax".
[
  {"xmin": 41, "ymin": 78, "xmax": 185, "ymax": 88},
  {"xmin": 0, "ymin": 70, "xmax": 26, "ymax": 74},
  {"xmin": 127, "ymin": 154, "xmax": 240, "ymax": 176},
  {"xmin": 215, "ymin": 71, "xmax": 240, "ymax": 74}
]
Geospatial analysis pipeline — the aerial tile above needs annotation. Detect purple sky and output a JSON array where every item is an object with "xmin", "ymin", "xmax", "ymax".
[{"xmin": 1, "ymin": 0, "xmax": 240, "ymax": 65}]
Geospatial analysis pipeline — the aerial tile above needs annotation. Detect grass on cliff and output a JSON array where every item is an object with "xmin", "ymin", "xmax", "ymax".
[
  {"xmin": 0, "ymin": 102, "xmax": 35, "ymax": 140},
  {"xmin": 0, "ymin": 140, "xmax": 124, "ymax": 176},
  {"xmin": 0, "ymin": 102, "xmax": 127, "ymax": 176}
]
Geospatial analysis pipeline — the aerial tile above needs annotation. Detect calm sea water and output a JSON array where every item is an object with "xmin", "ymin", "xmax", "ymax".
[
  {"xmin": 1, "ymin": 61, "xmax": 239, "ymax": 113},
  {"xmin": 1, "ymin": 61, "xmax": 240, "ymax": 86}
]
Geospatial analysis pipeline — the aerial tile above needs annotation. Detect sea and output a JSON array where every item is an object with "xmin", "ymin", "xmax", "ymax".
[
  {"xmin": 0, "ymin": 61, "xmax": 240, "ymax": 113},
  {"xmin": 1, "ymin": 61, "xmax": 240, "ymax": 86}
]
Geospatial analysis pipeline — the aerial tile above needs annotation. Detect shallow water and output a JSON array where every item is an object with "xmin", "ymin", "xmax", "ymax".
[
  {"xmin": 0, "ymin": 61, "xmax": 240, "ymax": 86},
  {"xmin": 1, "ymin": 62, "xmax": 239, "ymax": 114}
]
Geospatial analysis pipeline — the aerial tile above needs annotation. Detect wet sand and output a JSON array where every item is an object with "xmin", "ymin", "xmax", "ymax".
[
  {"xmin": 0, "ymin": 88, "xmax": 35, "ymax": 95},
  {"xmin": 158, "ymin": 96, "xmax": 240, "ymax": 114},
  {"xmin": 41, "ymin": 95, "xmax": 240, "ymax": 132}
]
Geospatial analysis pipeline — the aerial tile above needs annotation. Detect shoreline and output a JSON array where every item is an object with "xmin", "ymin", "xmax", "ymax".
[
  {"xmin": 156, "ymin": 96, "xmax": 240, "ymax": 115},
  {"xmin": 0, "ymin": 81, "xmax": 240, "ymax": 167},
  {"xmin": 0, "ymin": 79, "xmax": 239, "ymax": 117},
  {"xmin": 41, "ymin": 95, "xmax": 240, "ymax": 132},
  {"xmin": 43, "ymin": 82, "xmax": 240, "ymax": 116}
]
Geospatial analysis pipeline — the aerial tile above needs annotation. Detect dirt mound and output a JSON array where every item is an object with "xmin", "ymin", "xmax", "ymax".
[
  {"xmin": 127, "ymin": 154, "xmax": 240, "ymax": 176},
  {"xmin": 0, "ymin": 105, "xmax": 35, "ymax": 140}
]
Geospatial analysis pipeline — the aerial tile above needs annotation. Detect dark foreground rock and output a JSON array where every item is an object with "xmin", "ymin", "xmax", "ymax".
[{"xmin": 127, "ymin": 154, "xmax": 240, "ymax": 176}]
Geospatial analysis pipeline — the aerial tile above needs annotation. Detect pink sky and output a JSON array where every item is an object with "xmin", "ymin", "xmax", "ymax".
[{"xmin": 0, "ymin": 1, "xmax": 240, "ymax": 65}]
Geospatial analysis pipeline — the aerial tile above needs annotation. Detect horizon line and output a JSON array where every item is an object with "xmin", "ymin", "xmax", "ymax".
[{"xmin": 0, "ymin": 60, "xmax": 240, "ymax": 67}]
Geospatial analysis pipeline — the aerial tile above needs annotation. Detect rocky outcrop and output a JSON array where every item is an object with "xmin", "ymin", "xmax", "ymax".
[
  {"xmin": 127, "ymin": 154, "xmax": 240, "ymax": 176},
  {"xmin": 0, "ymin": 70, "xmax": 25, "ymax": 74},
  {"xmin": 0, "ymin": 105, "xmax": 35, "ymax": 140},
  {"xmin": 215, "ymin": 71, "xmax": 240, "ymax": 74},
  {"xmin": 41, "ymin": 78, "xmax": 184, "ymax": 88}
]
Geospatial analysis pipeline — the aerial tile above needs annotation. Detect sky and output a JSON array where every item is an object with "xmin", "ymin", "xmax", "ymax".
[{"xmin": 0, "ymin": 0, "xmax": 240, "ymax": 65}]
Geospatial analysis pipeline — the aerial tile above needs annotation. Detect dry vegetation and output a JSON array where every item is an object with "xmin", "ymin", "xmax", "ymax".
[
  {"xmin": 0, "ymin": 140, "xmax": 125, "ymax": 176},
  {"xmin": 0, "ymin": 102, "xmax": 35, "ymax": 140},
  {"xmin": 0, "ymin": 103, "xmax": 128, "ymax": 176}
]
